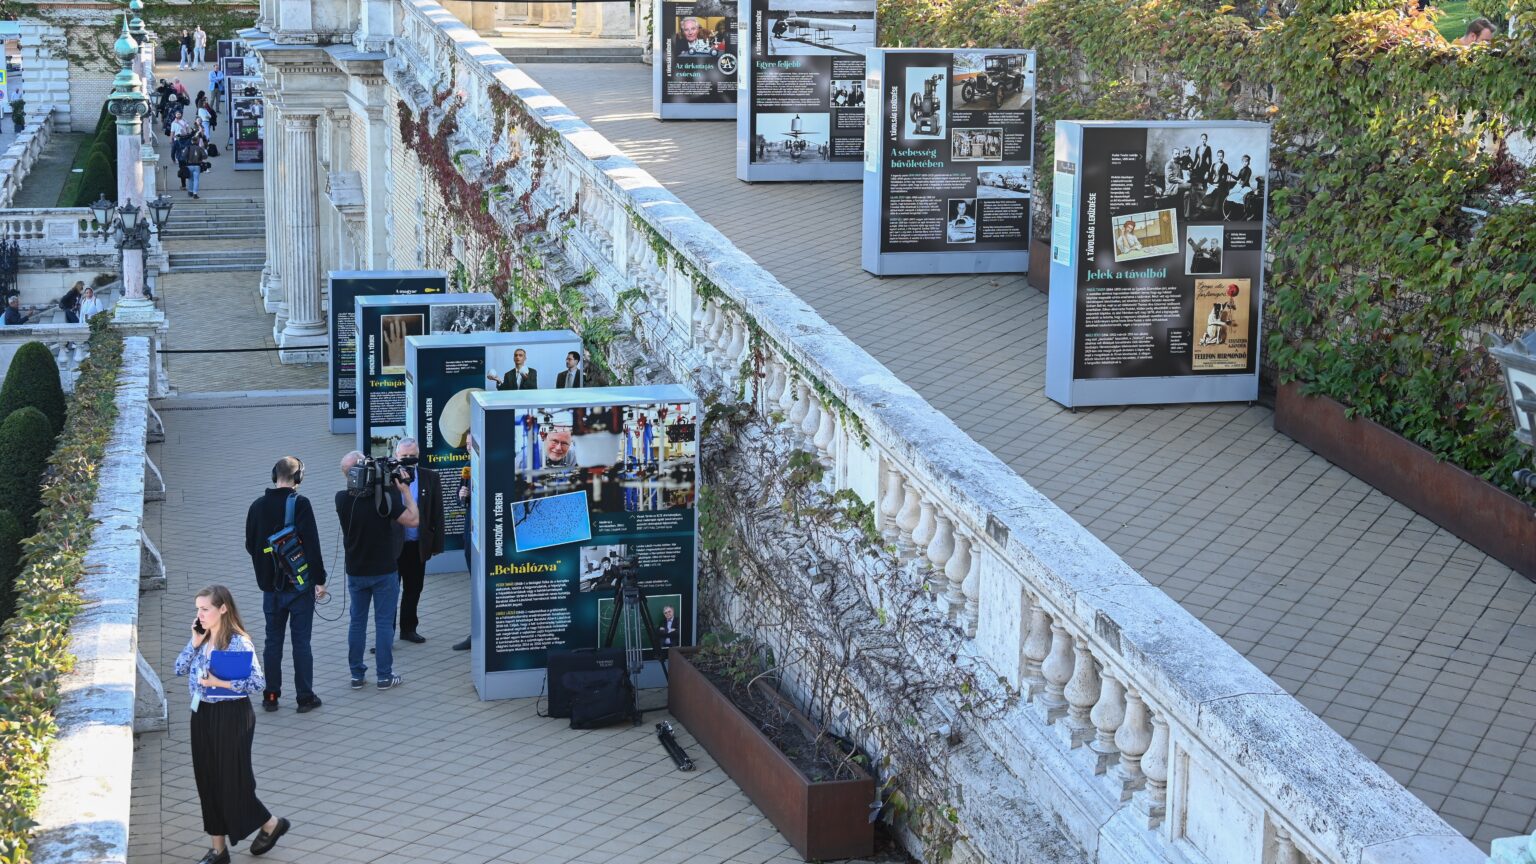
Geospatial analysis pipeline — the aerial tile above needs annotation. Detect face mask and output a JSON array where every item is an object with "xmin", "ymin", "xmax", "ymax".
[{"xmin": 399, "ymin": 456, "xmax": 420, "ymax": 467}]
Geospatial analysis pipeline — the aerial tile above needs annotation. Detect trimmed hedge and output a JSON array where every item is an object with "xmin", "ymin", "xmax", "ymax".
[
  {"xmin": 0, "ymin": 317, "xmax": 123, "ymax": 864},
  {"xmin": 0, "ymin": 511, "xmax": 20, "ymax": 630},
  {"xmin": 0, "ymin": 408, "xmax": 55, "ymax": 536},
  {"xmin": 0, "ymin": 341, "xmax": 67, "ymax": 436},
  {"xmin": 77, "ymin": 151, "xmax": 115, "ymax": 212}
]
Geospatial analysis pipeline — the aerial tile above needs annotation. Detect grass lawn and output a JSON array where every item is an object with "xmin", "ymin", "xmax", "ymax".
[
  {"xmin": 54, "ymin": 134, "xmax": 94, "ymax": 207},
  {"xmin": 1436, "ymin": 0, "xmax": 1476, "ymax": 40}
]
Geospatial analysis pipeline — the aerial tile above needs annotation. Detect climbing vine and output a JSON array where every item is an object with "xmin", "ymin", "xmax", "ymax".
[{"xmin": 881, "ymin": 0, "xmax": 1536, "ymax": 500}]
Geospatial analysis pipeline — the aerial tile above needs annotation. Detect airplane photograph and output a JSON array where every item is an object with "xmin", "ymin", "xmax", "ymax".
[
  {"xmin": 765, "ymin": 0, "xmax": 875, "ymax": 56},
  {"xmin": 753, "ymin": 112, "xmax": 832, "ymax": 162}
]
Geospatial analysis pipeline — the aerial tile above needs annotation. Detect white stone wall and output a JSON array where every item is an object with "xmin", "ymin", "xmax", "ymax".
[
  {"xmin": 384, "ymin": 85, "xmax": 425, "ymax": 270},
  {"xmin": 16, "ymin": 21, "xmax": 71, "ymax": 129}
]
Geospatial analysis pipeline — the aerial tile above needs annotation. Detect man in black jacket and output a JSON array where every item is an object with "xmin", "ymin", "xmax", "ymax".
[
  {"xmin": 245, "ymin": 456, "xmax": 328, "ymax": 713},
  {"xmin": 394, "ymin": 437, "xmax": 445, "ymax": 643}
]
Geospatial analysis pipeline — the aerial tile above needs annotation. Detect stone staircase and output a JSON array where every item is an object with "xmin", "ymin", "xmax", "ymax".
[
  {"xmin": 498, "ymin": 43, "xmax": 643, "ymax": 64},
  {"xmin": 160, "ymin": 197, "xmax": 266, "ymax": 272}
]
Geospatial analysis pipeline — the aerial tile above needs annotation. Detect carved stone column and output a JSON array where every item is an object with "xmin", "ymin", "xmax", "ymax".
[
  {"xmin": 278, "ymin": 112, "xmax": 327, "ymax": 363},
  {"xmin": 261, "ymin": 100, "xmax": 286, "ymax": 327},
  {"xmin": 539, "ymin": 2, "xmax": 571, "ymax": 27},
  {"xmin": 596, "ymin": 1, "xmax": 631, "ymax": 37},
  {"xmin": 574, "ymin": 1, "xmax": 598, "ymax": 34}
]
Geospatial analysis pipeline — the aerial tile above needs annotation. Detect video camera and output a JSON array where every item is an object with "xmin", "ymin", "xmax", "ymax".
[
  {"xmin": 346, "ymin": 454, "xmax": 408, "ymax": 496},
  {"xmin": 592, "ymin": 555, "xmax": 642, "ymax": 591}
]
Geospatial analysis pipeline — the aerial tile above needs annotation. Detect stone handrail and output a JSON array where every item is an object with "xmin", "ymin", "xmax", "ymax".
[
  {"xmin": 0, "ymin": 109, "xmax": 55, "ymax": 208},
  {"xmin": 390, "ymin": 5, "xmax": 1483, "ymax": 862},
  {"xmin": 29, "ymin": 337, "xmax": 166, "ymax": 864},
  {"xmin": 0, "ymin": 322, "xmax": 94, "ymax": 391},
  {"xmin": 0, "ymin": 208, "xmax": 117, "ymax": 257}
]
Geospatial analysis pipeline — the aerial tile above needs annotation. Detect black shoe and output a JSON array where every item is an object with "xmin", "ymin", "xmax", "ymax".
[
  {"xmin": 262, "ymin": 691, "xmax": 278, "ymax": 712},
  {"xmin": 296, "ymin": 696, "xmax": 321, "ymax": 714},
  {"xmin": 452, "ymin": 637, "xmax": 471, "ymax": 651},
  {"xmin": 400, "ymin": 632, "xmax": 426, "ymax": 644},
  {"xmin": 377, "ymin": 674, "xmax": 403, "ymax": 690},
  {"xmin": 249, "ymin": 817, "xmax": 289, "ymax": 856},
  {"xmin": 350, "ymin": 677, "xmax": 365, "ymax": 689},
  {"xmin": 195, "ymin": 848, "xmax": 230, "ymax": 864},
  {"xmin": 369, "ymin": 646, "xmax": 375, "ymax": 654}
]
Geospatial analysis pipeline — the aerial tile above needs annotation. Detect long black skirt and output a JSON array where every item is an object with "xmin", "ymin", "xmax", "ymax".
[{"xmin": 189, "ymin": 698, "xmax": 271, "ymax": 841}]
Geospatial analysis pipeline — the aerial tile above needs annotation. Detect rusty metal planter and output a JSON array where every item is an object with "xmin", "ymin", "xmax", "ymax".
[
  {"xmin": 1274, "ymin": 382, "xmax": 1536, "ymax": 581},
  {"xmin": 668, "ymin": 648, "xmax": 875, "ymax": 861}
]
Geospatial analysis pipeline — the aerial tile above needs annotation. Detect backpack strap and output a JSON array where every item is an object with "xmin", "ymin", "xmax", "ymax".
[{"xmin": 284, "ymin": 493, "xmax": 297, "ymax": 527}]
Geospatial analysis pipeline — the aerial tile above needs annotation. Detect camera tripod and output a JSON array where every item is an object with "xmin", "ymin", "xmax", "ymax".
[{"xmin": 600, "ymin": 568, "xmax": 670, "ymax": 717}]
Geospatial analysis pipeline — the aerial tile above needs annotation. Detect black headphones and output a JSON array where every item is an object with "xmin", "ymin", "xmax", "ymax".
[{"xmin": 273, "ymin": 457, "xmax": 305, "ymax": 486}]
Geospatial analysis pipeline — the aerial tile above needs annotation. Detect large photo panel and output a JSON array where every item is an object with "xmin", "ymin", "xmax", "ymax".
[
  {"xmin": 326, "ymin": 270, "xmax": 447, "ymax": 433},
  {"xmin": 469, "ymin": 386, "xmax": 700, "ymax": 701},
  {"xmin": 404, "ymin": 330, "xmax": 584, "ymax": 568},
  {"xmin": 1043, "ymin": 120, "xmax": 1271, "ymax": 407},
  {"xmin": 354, "ymin": 293, "xmax": 499, "ymax": 458},
  {"xmin": 861, "ymin": 48, "xmax": 1037, "ymax": 276},
  {"xmin": 655, "ymin": 0, "xmax": 739, "ymax": 119},
  {"xmin": 737, "ymin": 0, "xmax": 875, "ymax": 181}
]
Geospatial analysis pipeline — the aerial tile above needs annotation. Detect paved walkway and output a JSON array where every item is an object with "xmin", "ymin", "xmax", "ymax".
[
  {"xmin": 9, "ymin": 130, "xmax": 86, "ymax": 208},
  {"xmin": 518, "ymin": 61, "xmax": 1536, "ymax": 849},
  {"xmin": 131, "ymin": 219, "xmax": 894, "ymax": 862}
]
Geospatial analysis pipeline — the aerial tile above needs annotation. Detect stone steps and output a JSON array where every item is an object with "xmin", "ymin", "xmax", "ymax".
[
  {"xmin": 499, "ymin": 45, "xmax": 643, "ymax": 64},
  {"xmin": 168, "ymin": 250, "xmax": 265, "ymax": 272}
]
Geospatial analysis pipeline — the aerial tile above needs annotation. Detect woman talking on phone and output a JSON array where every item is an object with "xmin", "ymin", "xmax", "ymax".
[{"xmin": 174, "ymin": 585, "xmax": 291, "ymax": 862}]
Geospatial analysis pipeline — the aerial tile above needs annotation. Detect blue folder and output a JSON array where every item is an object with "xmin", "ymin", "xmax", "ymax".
[{"xmin": 206, "ymin": 650, "xmax": 252, "ymax": 698}]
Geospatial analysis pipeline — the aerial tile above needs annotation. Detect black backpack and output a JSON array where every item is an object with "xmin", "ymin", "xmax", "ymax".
[{"xmin": 263, "ymin": 494, "xmax": 312, "ymax": 589}]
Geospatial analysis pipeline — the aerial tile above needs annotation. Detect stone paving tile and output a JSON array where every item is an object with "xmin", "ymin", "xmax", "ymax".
[
  {"xmin": 10, "ymin": 131, "xmax": 88, "ymax": 208},
  {"xmin": 131, "ymin": 399, "xmax": 897, "ymax": 863},
  {"xmin": 157, "ymin": 270, "xmax": 326, "ymax": 394},
  {"xmin": 518, "ymin": 61, "xmax": 1536, "ymax": 849}
]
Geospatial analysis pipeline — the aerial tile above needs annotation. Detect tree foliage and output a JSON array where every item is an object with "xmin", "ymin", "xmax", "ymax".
[
  {"xmin": 0, "ymin": 407, "xmax": 55, "ymax": 535},
  {"xmin": 880, "ymin": 0, "xmax": 1536, "ymax": 499}
]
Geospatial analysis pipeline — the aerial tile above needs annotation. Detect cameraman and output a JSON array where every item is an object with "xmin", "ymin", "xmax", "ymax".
[
  {"xmin": 335, "ymin": 451, "xmax": 418, "ymax": 690},
  {"xmin": 244, "ymin": 456, "xmax": 327, "ymax": 714},
  {"xmin": 393, "ymin": 438, "xmax": 445, "ymax": 644}
]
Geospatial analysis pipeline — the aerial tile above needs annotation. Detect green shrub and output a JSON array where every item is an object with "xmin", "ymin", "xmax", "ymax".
[
  {"xmin": 0, "ymin": 341, "xmax": 67, "ymax": 436},
  {"xmin": 0, "ymin": 319, "xmax": 123, "ymax": 862},
  {"xmin": 0, "ymin": 510, "xmax": 21, "ymax": 625},
  {"xmin": 0, "ymin": 407, "xmax": 56, "ymax": 534},
  {"xmin": 76, "ymin": 150, "xmax": 115, "ymax": 208}
]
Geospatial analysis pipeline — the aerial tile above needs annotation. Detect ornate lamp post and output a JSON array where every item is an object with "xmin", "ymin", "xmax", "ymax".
[
  {"xmin": 1488, "ymin": 331, "xmax": 1536, "ymax": 492},
  {"xmin": 105, "ymin": 16, "xmax": 164, "ymax": 320}
]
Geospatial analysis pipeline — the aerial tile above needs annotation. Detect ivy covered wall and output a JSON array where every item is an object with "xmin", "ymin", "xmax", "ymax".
[{"xmin": 880, "ymin": 0, "xmax": 1536, "ymax": 500}]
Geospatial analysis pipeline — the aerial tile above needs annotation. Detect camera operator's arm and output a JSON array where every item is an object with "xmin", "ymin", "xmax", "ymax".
[{"xmin": 395, "ymin": 478, "xmax": 420, "ymax": 528}]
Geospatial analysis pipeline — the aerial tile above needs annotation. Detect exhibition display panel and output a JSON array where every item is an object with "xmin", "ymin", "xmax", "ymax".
[
  {"xmin": 226, "ymin": 75, "xmax": 263, "ymax": 169},
  {"xmin": 403, "ymin": 330, "xmax": 584, "ymax": 569},
  {"xmin": 326, "ymin": 270, "xmax": 447, "ymax": 434},
  {"xmin": 654, "ymin": 0, "xmax": 739, "ymax": 119},
  {"xmin": 861, "ymin": 47, "xmax": 1037, "ymax": 276},
  {"xmin": 736, "ymin": 0, "xmax": 875, "ymax": 182},
  {"xmin": 1045, "ymin": 120, "xmax": 1271, "ymax": 407},
  {"xmin": 468, "ymin": 386, "xmax": 699, "ymax": 701},
  {"xmin": 354, "ymin": 293, "xmax": 499, "ymax": 457}
]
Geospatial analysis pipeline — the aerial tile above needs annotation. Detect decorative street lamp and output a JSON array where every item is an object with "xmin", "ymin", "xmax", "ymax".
[
  {"xmin": 1488, "ymin": 330, "xmax": 1536, "ymax": 491},
  {"xmin": 91, "ymin": 192, "xmax": 174, "ymax": 249}
]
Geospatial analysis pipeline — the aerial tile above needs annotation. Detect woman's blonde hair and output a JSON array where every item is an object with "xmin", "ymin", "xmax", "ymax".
[{"xmin": 196, "ymin": 585, "xmax": 252, "ymax": 650}]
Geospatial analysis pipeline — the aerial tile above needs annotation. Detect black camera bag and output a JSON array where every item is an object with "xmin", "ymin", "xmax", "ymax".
[{"xmin": 564, "ymin": 666, "xmax": 634, "ymax": 729}]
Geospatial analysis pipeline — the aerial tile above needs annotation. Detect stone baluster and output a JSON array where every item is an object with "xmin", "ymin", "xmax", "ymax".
[
  {"xmin": 764, "ymin": 359, "xmax": 787, "ymax": 405},
  {"xmin": 1088, "ymin": 671, "xmax": 1125, "ymax": 775},
  {"xmin": 778, "ymin": 372, "xmax": 799, "ymax": 420},
  {"xmin": 1273, "ymin": 828, "xmax": 1303, "ymax": 864},
  {"xmin": 910, "ymin": 500, "xmax": 936, "ymax": 566},
  {"xmin": 925, "ymin": 514, "xmax": 955, "ymax": 576},
  {"xmin": 960, "ymin": 550, "xmax": 981, "ymax": 637},
  {"xmin": 941, "ymin": 528, "xmax": 968, "ymax": 612},
  {"xmin": 1114, "ymin": 689, "xmax": 1152, "ymax": 800},
  {"xmin": 706, "ymin": 304, "xmax": 728, "ymax": 350},
  {"xmin": 798, "ymin": 394, "xmax": 822, "ymax": 446},
  {"xmin": 692, "ymin": 294, "xmax": 705, "ymax": 328},
  {"xmin": 786, "ymin": 379, "xmax": 810, "ymax": 428},
  {"xmin": 1064, "ymin": 639, "xmax": 1101, "ymax": 747},
  {"xmin": 1040, "ymin": 623, "xmax": 1073, "ymax": 723},
  {"xmin": 696, "ymin": 301, "xmax": 717, "ymax": 346},
  {"xmin": 894, "ymin": 483, "xmax": 922, "ymax": 556},
  {"xmin": 812, "ymin": 402, "xmax": 836, "ymax": 458},
  {"xmin": 724, "ymin": 317, "xmax": 748, "ymax": 365},
  {"xmin": 1140, "ymin": 715, "xmax": 1169, "ymax": 826},
  {"xmin": 879, "ymin": 466, "xmax": 904, "ymax": 540},
  {"xmin": 1021, "ymin": 597, "xmax": 1051, "ymax": 699}
]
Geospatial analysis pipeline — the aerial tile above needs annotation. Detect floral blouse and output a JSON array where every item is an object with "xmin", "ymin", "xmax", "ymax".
[{"xmin": 174, "ymin": 632, "xmax": 266, "ymax": 706}]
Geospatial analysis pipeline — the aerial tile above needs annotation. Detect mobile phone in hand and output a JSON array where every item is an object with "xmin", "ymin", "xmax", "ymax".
[{"xmin": 194, "ymin": 620, "xmax": 206, "ymax": 634}]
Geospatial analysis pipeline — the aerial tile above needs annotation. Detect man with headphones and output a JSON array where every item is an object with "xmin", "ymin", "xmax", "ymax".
[{"xmin": 245, "ymin": 456, "xmax": 329, "ymax": 713}]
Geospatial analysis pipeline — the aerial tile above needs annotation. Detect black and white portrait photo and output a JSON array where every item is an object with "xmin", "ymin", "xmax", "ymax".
[
  {"xmin": 946, "ymin": 198, "xmax": 977, "ymax": 244},
  {"xmin": 1145, "ymin": 127, "xmax": 1269, "ymax": 223},
  {"xmin": 1185, "ymin": 225, "xmax": 1224, "ymax": 275},
  {"xmin": 429, "ymin": 302, "xmax": 497, "ymax": 335}
]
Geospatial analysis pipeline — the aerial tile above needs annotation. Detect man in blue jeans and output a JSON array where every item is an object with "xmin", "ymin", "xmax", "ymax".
[
  {"xmin": 245, "ymin": 456, "xmax": 328, "ymax": 713},
  {"xmin": 335, "ymin": 451, "xmax": 419, "ymax": 690}
]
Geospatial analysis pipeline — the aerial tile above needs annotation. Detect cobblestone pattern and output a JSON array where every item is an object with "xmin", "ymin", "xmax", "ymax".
[
  {"xmin": 130, "ymin": 397, "xmax": 898, "ymax": 863},
  {"xmin": 517, "ymin": 61, "xmax": 1536, "ymax": 850}
]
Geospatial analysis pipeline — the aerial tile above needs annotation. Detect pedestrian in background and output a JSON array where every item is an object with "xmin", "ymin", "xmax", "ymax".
[
  {"xmin": 178, "ymin": 30, "xmax": 192, "ymax": 69},
  {"xmin": 79, "ymin": 285, "xmax": 107, "ymax": 320},
  {"xmin": 194, "ymin": 26, "xmax": 208, "ymax": 69},
  {"xmin": 182, "ymin": 134, "xmax": 206, "ymax": 199},
  {"xmin": 245, "ymin": 456, "xmax": 328, "ymax": 714},
  {"xmin": 59, "ymin": 280, "xmax": 82, "ymax": 324},
  {"xmin": 173, "ymin": 585, "xmax": 291, "ymax": 863}
]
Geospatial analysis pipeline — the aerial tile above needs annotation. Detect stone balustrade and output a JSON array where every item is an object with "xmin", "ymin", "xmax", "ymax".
[
  {"xmin": 0, "ymin": 208, "xmax": 116, "ymax": 256},
  {"xmin": 389, "ymin": 3, "xmax": 1485, "ymax": 861},
  {"xmin": 0, "ymin": 109, "xmax": 56, "ymax": 208},
  {"xmin": 0, "ymin": 322, "xmax": 95, "ymax": 391},
  {"xmin": 29, "ymin": 337, "xmax": 168, "ymax": 864}
]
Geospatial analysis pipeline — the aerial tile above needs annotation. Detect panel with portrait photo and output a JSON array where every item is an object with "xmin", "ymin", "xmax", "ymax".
[
  {"xmin": 1110, "ymin": 208, "xmax": 1180, "ymax": 263},
  {"xmin": 1185, "ymin": 225, "xmax": 1224, "ymax": 275},
  {"xmin": 379, "ymin": 313, "xmax": 424, "ymax": 374}
]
